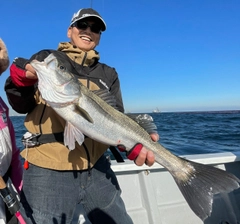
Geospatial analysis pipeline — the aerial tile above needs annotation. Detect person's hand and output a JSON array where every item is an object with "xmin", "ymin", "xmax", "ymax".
[
  {"xmin": 0, "ymin": 38, "xmax": 10, "ymax": 75},
  {"xmin": 25, "ymin": 63, "xmax": 37, "ymax": 79},
  {"xmin": 117, "ymin": 133, "xmax": 159, "ymax": 166},
  {"xmin": 134, "ymin": 133, "xmax": 159, "ymax": 167},
  {"xmin": 10, "ymin": 57, "xmax": 38, "ymax": 86}
]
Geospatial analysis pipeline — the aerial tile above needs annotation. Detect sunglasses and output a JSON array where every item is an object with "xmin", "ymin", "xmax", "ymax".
[{"xmin": 73, "ymin": 21, "xmax": 102, "ymax": 34}]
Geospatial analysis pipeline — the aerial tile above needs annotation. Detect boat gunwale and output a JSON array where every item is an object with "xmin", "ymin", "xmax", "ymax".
[{"xmin": 111, "ymin": 151, "xmax": 240, "ymax": 172}]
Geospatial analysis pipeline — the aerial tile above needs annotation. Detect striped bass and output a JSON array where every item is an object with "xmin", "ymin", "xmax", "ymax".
[{"xmin": 30, "ymin": 53, "xmax": 240, "ymax": 221}]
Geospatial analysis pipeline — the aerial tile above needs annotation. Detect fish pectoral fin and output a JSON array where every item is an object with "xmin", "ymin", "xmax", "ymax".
[
  {"xmin": 64, "ymin": 121, "xmax": 85, "ymax": 150},
  {"xmin": 73, "ymin": 104, "xmax": 94, "ymax": 123}
]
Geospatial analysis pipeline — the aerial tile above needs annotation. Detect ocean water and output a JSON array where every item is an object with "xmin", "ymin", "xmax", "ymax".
[
  {"xmin": 151, "ymin": 110, "xmax": 240, "ymax": 155},
  {"xmin": 10, "ymin": 110, "xmax": 240, "ymax": 156}
]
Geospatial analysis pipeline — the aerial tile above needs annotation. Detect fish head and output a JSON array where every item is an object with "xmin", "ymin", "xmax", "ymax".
[{"xmin": 31, "ymin": 53, "xmax": 80, "ymax": 106}]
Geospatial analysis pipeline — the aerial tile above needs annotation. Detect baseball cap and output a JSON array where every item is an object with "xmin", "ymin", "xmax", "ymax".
[{"xmin": 70, "ymin": 8, "xmax": 106, "ymax": 31}]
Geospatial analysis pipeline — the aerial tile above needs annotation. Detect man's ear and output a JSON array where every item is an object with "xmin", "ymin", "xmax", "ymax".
[{"xmin": 67, "ymin": 27, "xmax": 72, "ymax": 38}]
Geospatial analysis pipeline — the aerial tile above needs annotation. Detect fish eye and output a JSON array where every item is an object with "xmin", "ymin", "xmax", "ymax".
[{"xmin": 59, "ymin": 65, "xmax": 66, "ymax": 70}]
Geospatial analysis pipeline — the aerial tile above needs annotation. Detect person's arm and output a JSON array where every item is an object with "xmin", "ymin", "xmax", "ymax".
[
  {"xmin": 5, "ymin": 75, "xmax": 37, "ymax": 114},
  {"xmin": 8, "ymin": 119, "xmax": 22, "ymax": 193},
  {"xmin": 108, "ymin": 68, "xmax": 159, "ymax": 167},
  {"xmin": 4, "ymin": 50, "xmax": 52, "ymax": 114},
  {"xmin": 109, "ymin": 74, "xmax": 124, "ymax": 113}
]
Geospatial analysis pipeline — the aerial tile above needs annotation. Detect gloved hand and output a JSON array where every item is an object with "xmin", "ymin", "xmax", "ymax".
[
  {"xmin": 117, "ymin": 133, "xmax": 159, "ymax": 165},
  {"xmin": 10, "ymin": 57, "xmax": 37, "ymax": 86},
  {"xmin": 14, "ymin": 57, "xmax": 30, "ymax": 69},
  {"xmin": 117, "ymin": 143, "xmax": 143, "ymax": 160}
]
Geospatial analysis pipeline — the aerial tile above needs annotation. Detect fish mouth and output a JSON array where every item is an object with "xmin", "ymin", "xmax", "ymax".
[
  {"xmin": 31, "ymin": 55, "xmax": 57, "ymax": 77},
  {"xmin": 44, "ymin": 54, "xmax": 57, "ymax": 65}
]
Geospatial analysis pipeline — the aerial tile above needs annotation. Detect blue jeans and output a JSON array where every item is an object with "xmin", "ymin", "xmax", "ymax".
[{"xmin": 19, "ymin": 155, "xmax": 133, "ymax": 224}]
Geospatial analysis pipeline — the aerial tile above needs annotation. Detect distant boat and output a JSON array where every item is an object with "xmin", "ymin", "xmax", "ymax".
[{"xmin": 152, "ymin": 108, "xmax": 160, "ymax": 113}]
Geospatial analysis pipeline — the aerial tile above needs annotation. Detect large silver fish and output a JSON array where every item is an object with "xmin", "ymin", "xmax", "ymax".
[{"xmin": 30, "ymin": 53, "xmax": 240, "ymax": 221}]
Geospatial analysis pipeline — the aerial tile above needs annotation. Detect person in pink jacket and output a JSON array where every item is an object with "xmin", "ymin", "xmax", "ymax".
[{"xmin": 0, "ymin": 38, "xmax": 23, "ymax": 224}]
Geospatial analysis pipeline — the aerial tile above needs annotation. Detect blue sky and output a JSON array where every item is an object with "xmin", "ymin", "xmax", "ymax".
[{"xmin": 1, "ymin": 0, "xmax": 239, "ymax": 115}]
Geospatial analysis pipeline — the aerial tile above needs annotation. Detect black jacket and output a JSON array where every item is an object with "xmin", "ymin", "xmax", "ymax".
[
  {"xmin": 4, "ymin": 49, "xmax": 125, "ymax": 170},
  {"xmin": 5, "ymin": 49, "xmax": 124, "ymax": 114}
]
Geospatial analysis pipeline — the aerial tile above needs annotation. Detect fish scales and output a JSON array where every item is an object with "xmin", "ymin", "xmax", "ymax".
[{"xmin": 31, "ymin": 53, "xmax": 240, "ymax": 221}]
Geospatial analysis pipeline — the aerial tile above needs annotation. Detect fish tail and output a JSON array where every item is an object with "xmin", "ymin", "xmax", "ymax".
[{"xmin": 172, "ymin": 158, "xmax": 240, "ymax": 221}]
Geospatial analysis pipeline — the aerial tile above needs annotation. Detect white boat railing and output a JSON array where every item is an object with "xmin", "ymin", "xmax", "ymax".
[{"xmin": 112, "ymin": 152, "xmax": 240, "ymax": 224}]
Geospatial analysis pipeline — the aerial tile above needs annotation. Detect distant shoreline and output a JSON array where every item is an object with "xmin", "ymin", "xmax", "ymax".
[{"xmin": 160, "ymin": 110, "xmax": 240, "ymax": 114}]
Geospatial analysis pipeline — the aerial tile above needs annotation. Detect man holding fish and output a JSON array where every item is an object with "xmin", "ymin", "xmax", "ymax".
[{"xmin": 5, "ymin": 8, "xmax": 158, "ymax": 224}]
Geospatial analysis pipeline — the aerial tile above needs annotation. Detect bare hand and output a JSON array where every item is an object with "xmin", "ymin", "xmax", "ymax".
[{"xmin": 134, "ymin": 133, "xmax": 159, "ymax": 167}]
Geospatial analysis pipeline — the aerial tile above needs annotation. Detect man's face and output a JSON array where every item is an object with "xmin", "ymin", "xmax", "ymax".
[{"xmin": 67, "ymin": 20, "xmax": 101, "ymax": 52}]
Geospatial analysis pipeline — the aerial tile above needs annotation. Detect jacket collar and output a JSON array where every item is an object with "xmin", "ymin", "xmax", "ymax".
[{"xmin": 57, "ymin": 42, "xmax": 100, "ymax": 66}]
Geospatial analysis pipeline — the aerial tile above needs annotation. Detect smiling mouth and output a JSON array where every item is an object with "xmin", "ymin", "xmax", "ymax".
[{"xmin": 80, "ymin": 36, "xmax": 92, "ymax": 42}]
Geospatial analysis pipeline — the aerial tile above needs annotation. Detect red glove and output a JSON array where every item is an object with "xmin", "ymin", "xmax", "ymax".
[
  {"xmin": 117, "ymin": 143, "xmax": 143, "ymax": 160},
  {"xmin": 10, "ymin": 57, "xmax": 37, "ymax": 87}
]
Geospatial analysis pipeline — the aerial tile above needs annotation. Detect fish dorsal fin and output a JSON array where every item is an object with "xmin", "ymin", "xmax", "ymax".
[
  {"xmin": 64, "ymin": 121, "xmax": 85, "ymax": 150},
  {"xmin": 126, "ymin": 113, "xmax": 158, "ymax": 134},
  {"xmin": 92, "ymin": 89, "xmax": 117, "ymax": 109},
  {"xmin": 74, "ymin": 103, "xmax": 94, "ymax": 123}
]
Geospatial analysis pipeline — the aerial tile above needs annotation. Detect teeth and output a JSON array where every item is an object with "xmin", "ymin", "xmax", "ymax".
[{"xmin": 81, "ymin": 36, "xmax": 91, "ymax": 41}]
